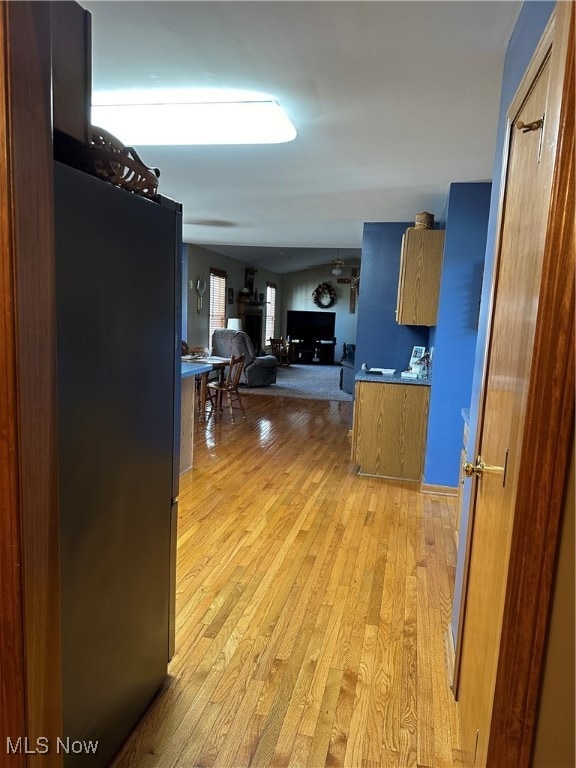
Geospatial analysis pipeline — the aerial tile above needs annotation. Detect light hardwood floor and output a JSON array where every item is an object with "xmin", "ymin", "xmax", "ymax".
[{"xmin": 110, "ymin": 394, "xmax": 462, "ymax": 768}]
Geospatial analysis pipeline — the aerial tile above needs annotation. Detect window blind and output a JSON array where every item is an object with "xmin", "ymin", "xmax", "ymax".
[
  {"xmin": 209, "ymin": 269, "xmax": 227, "ymax": 347},
  {"xmin": 265, "ymin": 283, "xmax": 277, "ymax": 342}
]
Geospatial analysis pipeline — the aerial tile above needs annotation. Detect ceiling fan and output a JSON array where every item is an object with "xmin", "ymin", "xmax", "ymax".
[
  {"xmin": 330, "ymin": 258, "xmax": 346, "ymax": 276},
  {"xmin": 330, "ymin": 258, "xmax": 360, "ymax": 277},
  {"xmin": 329, "ymin": 255, "xmax": 362, "ymax": 276}
]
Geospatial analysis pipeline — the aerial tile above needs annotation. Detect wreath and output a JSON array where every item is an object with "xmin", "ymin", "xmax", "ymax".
[{"xmin": 312, "ymin": 282, "xmax": 337, "ymax": 308}]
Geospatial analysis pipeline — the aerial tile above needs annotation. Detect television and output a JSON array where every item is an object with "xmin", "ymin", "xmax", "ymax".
[{"xmin": 286, "ymin": 310, "xmax": 336, "ymax": 342}]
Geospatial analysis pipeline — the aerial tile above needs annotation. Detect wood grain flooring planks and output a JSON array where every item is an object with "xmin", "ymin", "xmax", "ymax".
[{"xmin": 109, "ymin": 395, "xmax": 461, "ymax": 768}]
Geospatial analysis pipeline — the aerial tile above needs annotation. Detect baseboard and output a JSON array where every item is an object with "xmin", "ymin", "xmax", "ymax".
[
  {"xmin": 444, "ymin": 626, "xmax": 456, "ymax": 692},
  {"xmin": 358, "ymin": 471, "xmax": 421, "ymax": 485},
  {"xmin": 420, "ymin": 483, "xmax": 458, "ymax": 497}
]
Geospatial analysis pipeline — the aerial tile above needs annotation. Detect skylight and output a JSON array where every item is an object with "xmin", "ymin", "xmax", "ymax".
[{"xmin": 91, "ymin": 88, "xmax": 297, "ymax": 146}]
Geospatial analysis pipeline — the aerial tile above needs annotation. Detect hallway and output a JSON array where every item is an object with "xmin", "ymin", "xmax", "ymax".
[{"xmin": 110, "ymin": 395, "xmax": 462, "ymax": 768}]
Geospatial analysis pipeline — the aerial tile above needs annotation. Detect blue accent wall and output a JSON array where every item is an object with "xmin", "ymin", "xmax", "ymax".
[
  {"xmin": 355, "ymin": 222, "xmax": 430, "ymax": 374},
  {"xmin": 424, "ymin": 182, "xmax": 491, "ymax": 487},
  {"xmin": 450, "ymin": 0, "xmax": 555, "ymax": 647}
]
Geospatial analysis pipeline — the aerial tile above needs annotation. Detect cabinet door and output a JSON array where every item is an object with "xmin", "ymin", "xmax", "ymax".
[
  {"xmin": 353, "ymin": 381, "xmax": 430, "ymax": 481},
  {"xmin": 396, "ymin": 228, "xmax": 445, "ymax": 326}
]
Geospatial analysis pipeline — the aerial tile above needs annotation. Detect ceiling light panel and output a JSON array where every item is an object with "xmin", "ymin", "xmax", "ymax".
[{"xmin": 91, "ymin": 89, "xmax": 297, "ymax": 146}]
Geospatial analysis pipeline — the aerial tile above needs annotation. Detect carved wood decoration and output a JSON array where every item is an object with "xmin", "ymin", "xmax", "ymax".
[{"xmin": 54, "ymin": 126, "xmax": 161, "ymax": 199}]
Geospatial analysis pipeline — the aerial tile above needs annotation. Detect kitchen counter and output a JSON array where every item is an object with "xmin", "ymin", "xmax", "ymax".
[
  {"xmin": 182, "ymin": 360, "xmax": 213, "ymax": 378},
  {"xmin": 180, "ymin": 360, "xmax": 213, "ymax": 474},
  {"xmin": 355, "ymin": 370, "xmax": 431, "ymax": 386}
]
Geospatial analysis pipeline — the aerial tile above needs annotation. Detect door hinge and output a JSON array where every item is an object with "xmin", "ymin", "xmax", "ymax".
[{"xmin": 517, "ymin": 113, "xmax": 545, "ymax": 163}]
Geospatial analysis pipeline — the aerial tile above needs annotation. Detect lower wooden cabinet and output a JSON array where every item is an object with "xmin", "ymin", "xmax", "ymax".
[{"xmin": 352, "ymin": 380, "xmax": 430, "ymax": 481}]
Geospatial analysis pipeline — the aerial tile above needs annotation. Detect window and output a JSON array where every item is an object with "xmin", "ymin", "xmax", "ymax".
[
  {"xmin": 209, "ymin": 268, "xmax": 227, "ymax": 346},
  {"xmin": 265, "ymin": 283, "xmax": 277, "ymax": 343}
]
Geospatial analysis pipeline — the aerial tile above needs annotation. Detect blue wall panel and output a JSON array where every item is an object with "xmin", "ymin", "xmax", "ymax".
[
  {"xmin": 450, "ymin": 0, "xmax": 555, "ymax": 647},
  {"xmin": 355, "ymin": 222, "xmax": 430, "ymax": 375},
  {"xmin": 424, "ymin": 182, "xmax": 491, "ymax": 487}
]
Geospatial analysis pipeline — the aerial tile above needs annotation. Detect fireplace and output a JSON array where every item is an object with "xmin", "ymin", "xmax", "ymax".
[
  {"xmin": 237, "ymin": 298, "xmax": 266, "ymax": 353},
  {"xmin": 244, "ymin": 313, "xmax": 263, "ymax": 353}
]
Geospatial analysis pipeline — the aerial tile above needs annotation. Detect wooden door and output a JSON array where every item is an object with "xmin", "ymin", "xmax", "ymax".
[{"xmin": 456, "ymin": 7, "xmax": 573, "ymax": 767}]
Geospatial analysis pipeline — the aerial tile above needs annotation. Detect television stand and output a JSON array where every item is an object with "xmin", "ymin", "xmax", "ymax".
[{"xmin": 290, "ymin": 339, "xmax": 336, "ymax": 364}]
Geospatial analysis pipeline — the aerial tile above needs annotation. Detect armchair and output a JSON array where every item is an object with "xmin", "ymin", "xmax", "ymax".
[{"xmin": 211, "ymin": 328, "xmax": 278, "ymax": 387}]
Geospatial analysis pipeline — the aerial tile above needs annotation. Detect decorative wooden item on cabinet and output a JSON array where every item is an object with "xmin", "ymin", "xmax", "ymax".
[
  {"xmin": 351, "ymin": 380, "xmax": 430, "ymax": 481},
  {"xmin": 396, "ymin": 227, "xmax": 445, "ymax": 326}
]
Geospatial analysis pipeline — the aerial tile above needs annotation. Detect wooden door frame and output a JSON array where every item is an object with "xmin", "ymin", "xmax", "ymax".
[
  {"xmin": 455, "ymin": 2, "xmax": 574, "ymax": 765},
  {"xmin": 0, "ymin": 2, "xmax": 63, "ymax": 765},
  {"xmin": 487, "ymin": 3, "xmax": 574, "ymax": 764}
]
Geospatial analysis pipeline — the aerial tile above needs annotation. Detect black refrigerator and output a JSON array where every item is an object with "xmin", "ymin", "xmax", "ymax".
[{"xmin": 54, "ymin": 161, "xmax": 182, "ymax": 767}]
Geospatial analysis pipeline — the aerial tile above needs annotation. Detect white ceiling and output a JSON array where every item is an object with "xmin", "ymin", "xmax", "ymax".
[{"xmin": 83, "ymin": 1, "xmax": 521, "ymax": 273}]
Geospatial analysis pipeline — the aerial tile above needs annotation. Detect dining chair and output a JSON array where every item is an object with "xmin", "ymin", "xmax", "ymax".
[
  {"xmin": 269, "ymin": 337, "xmax": 291, "ymax": 366},
  {"xmin": 207, "ymin": 354, "xmax": 246, "ymax": 423},
  {"xmin": 188, "ymin": 346, "xmax": 217, "ymax": 413}
]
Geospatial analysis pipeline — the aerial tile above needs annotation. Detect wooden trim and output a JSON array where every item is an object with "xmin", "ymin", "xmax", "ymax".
[
  {"xmin": 445, "ymin": 628, "xmax": 456, "ymax": 688},
  {"xmin": 420, "ymin": 483, "xmax": 458, "ymax": 497},
  {"xmin": 487, "ymin": 3, "xmax": 575, "ymax": 765},
  {"xmin": 473, "ymin": 12, "xmax": 556, "ymax": 458},
  {"xmin": 0, "ymin": 2, "xmax": 63, "ymax": 764},
  {"xmin": 0, "ymin": 6, "xmax": 26, "ymax": 762},
  {"xmin": 357, "ymin": 473, "xmax": 422, "ymax": 486},
  {"xmin": 508, "ymin": 13, "xmax": 555, "ymax": 126}
]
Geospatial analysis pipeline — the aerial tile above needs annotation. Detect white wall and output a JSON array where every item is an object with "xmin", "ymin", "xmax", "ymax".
[
  {"xmin": 184, "ymin": 244, "xmax": 282, "ymax": 348},
  {"xmin": 281, "ymin": 263, "xmax": 359, "ymax": 356}
]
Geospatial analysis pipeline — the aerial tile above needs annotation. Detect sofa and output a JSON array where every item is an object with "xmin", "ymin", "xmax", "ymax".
[
  {"xmin": 211, "ymin": 329, "xmax": 278, "ymax": 387},
  {"xmin": 339, "ymin": 343, "xmax": 356, "ymax": 394}
]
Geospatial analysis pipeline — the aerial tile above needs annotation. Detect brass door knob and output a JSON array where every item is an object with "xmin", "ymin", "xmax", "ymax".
[
  {"xmin": 462, "ymin": 451, "xmax": 508, "ymax": 485},
  {"xmin": 463, "ymin": 460, "xmax": 479, "ymax": 477}
]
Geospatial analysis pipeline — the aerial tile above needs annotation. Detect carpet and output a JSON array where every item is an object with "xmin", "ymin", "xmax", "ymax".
[{"xmin": 242, "ymin": 364, "xmax": 353, "ymax": 402}]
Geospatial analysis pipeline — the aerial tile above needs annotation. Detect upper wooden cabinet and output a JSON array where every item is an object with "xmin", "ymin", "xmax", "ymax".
[{"xmin": 396, "ymin": 227, "xmax": 445, "ymax": 326}]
